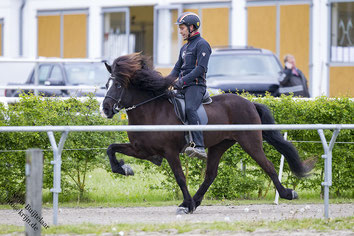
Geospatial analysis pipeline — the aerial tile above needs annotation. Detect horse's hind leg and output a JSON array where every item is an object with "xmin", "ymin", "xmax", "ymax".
[
  {"xmin": 193, "ymin": 140, "xmax": 236, "ymax": 208},
  {"xmin": 165, "ymin": 152, "xmax": 195, "ymax": 214},
  {"xmin": 236, "ymin": 131, "xmax": 296, "ymax": 200}
]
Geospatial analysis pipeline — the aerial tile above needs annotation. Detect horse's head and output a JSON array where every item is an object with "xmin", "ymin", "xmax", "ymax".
[
  {"xmin": 100, "ymin": 70, "xmax": 123, "ymax": 118},
  {"xmin": 100, "ymin": 53, "xmax": 145, "ymax": 118},
  {"xmin": 100, "ymin": 53, "xmax": 176, "ymax": 118}
]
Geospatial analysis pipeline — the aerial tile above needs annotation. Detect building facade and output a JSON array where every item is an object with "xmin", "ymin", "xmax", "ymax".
[{"xmin": 0, "ymin": 0, "xmax": 353, "ymax": 97}]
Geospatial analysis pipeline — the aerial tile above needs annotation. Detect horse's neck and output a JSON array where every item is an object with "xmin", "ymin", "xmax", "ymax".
[{"xmin": 127, "ymin": 97, "xmax": 171, "ymax": 125}]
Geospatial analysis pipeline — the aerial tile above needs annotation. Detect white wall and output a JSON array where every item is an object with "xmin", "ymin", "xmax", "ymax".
[
  {"xmin": 22, "ymin": 0, "xmax": 159, "ymax": 58},
  {"xmin": 0, "ymin": 0, "xmax": 21, "ymax": 57},
  {"xmin": 231, "ymin": 0, "xmax": 246, "ymax": 47},
  {"xmin": 0, "ymin": 0, "xmax": 31, "ymax": 92},
  {"xmin": 0, "ymin": 0, "xmax": 335, "ymax": 97},
  {"xmin": 88, "ymin": 4, "xmax": 102, "ymax": 59},
  {"xmin": 311, "ymin": 0, "xmax": 329, "ymax": 97}
]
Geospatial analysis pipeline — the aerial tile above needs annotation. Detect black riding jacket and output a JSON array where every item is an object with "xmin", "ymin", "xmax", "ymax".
[
  {"xmin": 279, "ymin": 68, "xmax": 310, "ymax": 97},
  {"xmin": 170, "ymin": 33, "xmax": 212, "ymax": 87}
]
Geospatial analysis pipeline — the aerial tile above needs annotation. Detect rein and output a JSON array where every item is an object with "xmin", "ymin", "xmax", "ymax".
[
  {"xmin": 105, "ymin": 76, "xmax": 166, "ymax": 113},
  {"xmin": 124, "ymin": 92, "xmax": 166, "ymax": 111}
]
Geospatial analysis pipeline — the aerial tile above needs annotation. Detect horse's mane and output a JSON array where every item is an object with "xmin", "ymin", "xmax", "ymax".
[{"xmin": 112, "ymin": 53, "xmax": 176, "ymax": 93}]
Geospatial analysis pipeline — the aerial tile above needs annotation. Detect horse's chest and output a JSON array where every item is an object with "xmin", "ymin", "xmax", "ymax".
[{"xmin": 128, "ymin": 132, "xmax": 160, "ymax": 149}]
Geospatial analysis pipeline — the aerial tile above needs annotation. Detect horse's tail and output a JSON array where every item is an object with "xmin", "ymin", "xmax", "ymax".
[{"xmin": 253, "ymin": 102, "xmax": 315, "ymax": 178}]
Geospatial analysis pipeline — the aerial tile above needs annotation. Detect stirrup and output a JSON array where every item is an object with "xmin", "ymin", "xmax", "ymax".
[{"xmin": 189, "ymin": 141, "xmax": 196, "ymax": 148}]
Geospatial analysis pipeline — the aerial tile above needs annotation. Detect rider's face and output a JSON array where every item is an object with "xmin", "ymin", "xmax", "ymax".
[{"xmin": 179, "ymin": 24, "xmax": 191, "ymax": 40}]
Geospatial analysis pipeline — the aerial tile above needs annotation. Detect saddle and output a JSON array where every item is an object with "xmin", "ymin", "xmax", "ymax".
[
  {"xmin": 169, "ymin": 90, "xmax": 212, "ymax": 151},
  {"xmin": 169, "ymin": 90, "xmax": 212, "ymax": 124}
]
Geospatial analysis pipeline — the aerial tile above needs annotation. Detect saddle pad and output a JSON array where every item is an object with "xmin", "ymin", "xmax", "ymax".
[
  {"xmin": 169, "ymin": 92, "xmax": 212, "ymax": 125},
  {"xmin": 171, "ymin": 96, "xmax": 210, "ymax": 125}
]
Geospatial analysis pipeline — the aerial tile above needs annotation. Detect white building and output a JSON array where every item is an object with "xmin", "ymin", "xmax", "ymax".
[{"xmin": 0, "ymin": 0, "xmax": 353, "ymax": 97}]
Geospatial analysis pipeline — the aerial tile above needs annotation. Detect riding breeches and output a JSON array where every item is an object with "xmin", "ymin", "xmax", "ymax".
[{"xmin": 183, "ymin": 85, "xmax": 206, "ymax": 147}]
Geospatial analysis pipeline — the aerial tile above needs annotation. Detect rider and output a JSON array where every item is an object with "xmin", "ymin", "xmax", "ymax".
[{"xmin": 169, "ymin": 12, "xmax": 212, "ymax": 159}]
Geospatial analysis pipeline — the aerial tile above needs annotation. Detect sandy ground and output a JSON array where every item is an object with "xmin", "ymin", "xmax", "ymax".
[{"xmin": 0, "ymin": 204, "xmax": 353, "ymax": 235}]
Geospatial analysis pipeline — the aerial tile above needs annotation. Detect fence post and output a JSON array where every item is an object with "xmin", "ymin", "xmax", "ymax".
[
  {"xmin": 47, "ymin": 130, "xmax": 69, "ymax": 225},
  {"xmin": 25, "ymin": 149, "xmax": 43, "ymax": 236},
  {"xmin": 274, "ymin": 132, "xmax": 287, "ymax": 205},
  {"xmin": 318, "ymin": 128, "xmax": 341, "ymax": 219}
]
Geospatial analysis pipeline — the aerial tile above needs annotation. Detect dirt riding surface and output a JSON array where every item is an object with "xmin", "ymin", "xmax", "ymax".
[{"xmin": 1, "ymin": 204, "xmax": 353, "ymax": 235}]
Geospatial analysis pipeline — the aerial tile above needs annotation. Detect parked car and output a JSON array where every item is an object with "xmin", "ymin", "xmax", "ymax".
[
  {"xmin": 206, "ymin": 47, "xmax": 285, "ymax": 96},
  {"xmin": 5, "ymin": 62, "xmax": 109, "ymax": 97}
]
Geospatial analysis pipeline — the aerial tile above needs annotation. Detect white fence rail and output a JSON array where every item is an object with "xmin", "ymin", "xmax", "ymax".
[
  {"xmin": 1, "ymin": 124, "xmax": 353, "ymax": 225},
  {"xmin": 0, "ymin": 85, "xmax": 103, "ymax": 90},
  {"xmin": 0, "ymin": 124, "xmax": 352, "ymax": 132}
]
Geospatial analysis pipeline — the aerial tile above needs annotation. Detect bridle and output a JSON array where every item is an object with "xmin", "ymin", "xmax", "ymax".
[
  {"xmin": 104, "ymin": 75, "xmax": 166, "ymax": 114},
  {"xmin": 104, "ymin": 76, "xmax": 125, "ymax": 114}
]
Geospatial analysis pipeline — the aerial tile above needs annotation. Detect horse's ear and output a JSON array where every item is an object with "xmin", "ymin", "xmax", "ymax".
[{"xmin": 104, "ymin": 62, "xmax": 112, "ymax": 73}]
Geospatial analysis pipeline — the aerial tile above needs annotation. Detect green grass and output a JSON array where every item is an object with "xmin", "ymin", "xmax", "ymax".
[
  {"xmin": 42, "ymin": 165, "xmax": 175, "ymax": 204},
  {"xmin": 38, "ymin": 165, "xmax": 352, "ymax": 207},
  {"xmin": 1, "ymin": 166, "xmax": 353, "ymax": 234},
  {"xmin": 85, "ymin": 165, "xmax": 174, "ymax": 203},
  {"xmin": 1, "ymin": 217, "xmax": 353, "ymax": 235},
  {"xmin": 1, "ymin": 165, "xmax": 352, "ymax": 210}
]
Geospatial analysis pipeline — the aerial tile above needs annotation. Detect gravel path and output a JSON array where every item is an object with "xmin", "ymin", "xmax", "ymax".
[
  {"xmin": 1, "ymin": 203, "xmax": 353, "ymax": 225},
  {"xmin": 1, "ymin": 204, "xmax": 353, "ymax": 235}
]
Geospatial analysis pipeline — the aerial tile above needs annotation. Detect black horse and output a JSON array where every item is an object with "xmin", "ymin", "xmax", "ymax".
[{"xmin": 100, "ymin": 53, "xmax": 315, "ymax": 214}]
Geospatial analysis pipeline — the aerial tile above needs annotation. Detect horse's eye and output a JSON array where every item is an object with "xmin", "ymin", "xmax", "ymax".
[{"xmin": 116, "ymin": 83, "xmax": 122, "ymax": 89}]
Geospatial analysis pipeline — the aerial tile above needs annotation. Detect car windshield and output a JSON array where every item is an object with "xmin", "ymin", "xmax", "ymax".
[
  {"xmin": 64, "ymin": 63, "xmax": 109, "ymax": 85},
  {"xmin": 207, "ymin": 54, "xmax": 282, "ymax": 79}
]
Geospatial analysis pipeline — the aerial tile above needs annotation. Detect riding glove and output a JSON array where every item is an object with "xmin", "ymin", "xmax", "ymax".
[{"xmin": 174, "ymin": 79, "xmax": 184, "ymax": 90}]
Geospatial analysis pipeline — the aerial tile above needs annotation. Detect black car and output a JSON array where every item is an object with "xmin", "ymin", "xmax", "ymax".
[
  {"xmin": 206, "ymin": 47, "xmax": 284, "ymax": 96},
  {"xmin": 5, "ymin": 62, "xmax": 109, "ymax": 97}
]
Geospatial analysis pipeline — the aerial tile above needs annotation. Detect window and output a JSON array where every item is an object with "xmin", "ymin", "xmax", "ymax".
[
  {"xmin": 38, "ymin": 65, "xmax": 51, "ymax": 84},
  {"xmin": 331, "ymin": 2, "xmax": 354, "ymax": 62},
  {"xmin": 103, "ymin": 8, "xmax": 134, "ymax": 61},
  {"xmin": 208, "ymin": 54, "xmax": 281, "ymax": 79},
  {"xmin": 50, "ymin": 66, "xmax": 64, "ymax": 81},
  {"xmin": 64, "ymin": 63, "xmax": 109, "ymax": 85},
  {"xmin": 102, "ymin": 7, "xmax": 154, "ymax": 61},
  {"xmin": 153, "ymin": 4, "xmax": 230, "ymax": 67},
  {"xmin": 37, "ymin": 10, "xmax": 88, "ymax": 58},
  {"xmin": 30, "ymin": 65, "xmax": 51, "ymax": 85}
]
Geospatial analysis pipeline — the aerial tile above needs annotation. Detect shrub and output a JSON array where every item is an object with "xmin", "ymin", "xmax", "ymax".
[
  {"xmin": 209, "ymin": 95, "xmax": 353, "ymax": 199},
  {"xmin": 145, "ymin": 95, "xmax": 353, "ymax": 200},
  {"xmin": 0, "ymin": 94, "xmax": 352, "ymax": 202},
  {"xmin": 0, "ymin": 94, "xmax": 127, "ymax": 203}
]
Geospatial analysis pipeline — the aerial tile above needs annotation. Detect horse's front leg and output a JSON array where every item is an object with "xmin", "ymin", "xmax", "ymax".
[
  {"xmin": 107, "ymin": 143, "xmax": 146, "ymax": 176},
  {"xmin": 165, "ymin": 153, "xmax": 195, "ymax": 214},
  {"xmin": 193, "ymin": 140, "xmax": 235, "ymax": 209}
]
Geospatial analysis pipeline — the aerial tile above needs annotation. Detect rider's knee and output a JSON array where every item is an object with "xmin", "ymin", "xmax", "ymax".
[{"xmin": 185, "ymin": 106, "xmax": 196, "ymax": 115}]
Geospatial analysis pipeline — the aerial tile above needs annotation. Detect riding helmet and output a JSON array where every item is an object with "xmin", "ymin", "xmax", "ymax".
[{"xmin": 175, "ymin": 12, "xmax": 201, "ymax": 30}]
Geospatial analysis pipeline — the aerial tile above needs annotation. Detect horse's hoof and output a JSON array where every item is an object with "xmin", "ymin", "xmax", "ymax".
[
  {"xmin": 176, "ymin": 207, "xmax": 189, "ymax": 215},
  {"xmin": 292, "ymin": 190, "xmax": 298, "ymax": 199},
  {"xmin": 122, "ymin": 164, "xmax": 134, "ymax": 176}
]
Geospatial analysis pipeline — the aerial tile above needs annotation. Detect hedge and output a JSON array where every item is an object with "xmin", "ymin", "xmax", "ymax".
[
  {"xmin": 0, "ymin": 94, "xmax": 127, "ymax": 203},
  {"xmin": 0, "ymin": 94, "xmax": 353, "ymax": 203},
  {"xmin": 143, "ymin": 94, "xmax": 353, "ymax": 199},
  {"xmin": 209, "ymin": 95, "xmax": 353, "ymax": 199}
]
